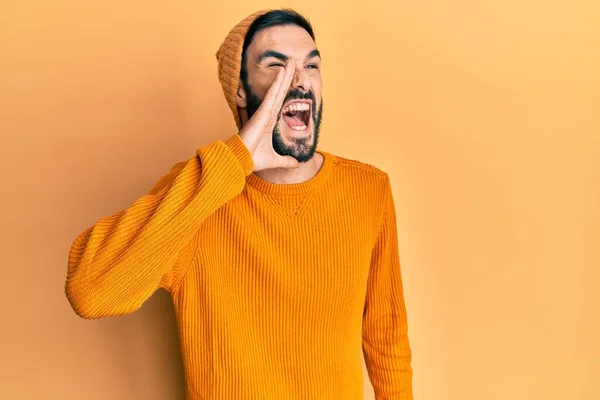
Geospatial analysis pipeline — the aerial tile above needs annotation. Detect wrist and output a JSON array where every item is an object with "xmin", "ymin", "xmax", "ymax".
[{"xmin": 224, "ymin": 134, "xmax": 255, "ymax": 176}]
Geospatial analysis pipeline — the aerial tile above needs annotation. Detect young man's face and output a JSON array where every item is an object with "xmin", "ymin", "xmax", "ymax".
[{"xmin": 238, "ymin": 24, "xmax": 323, "ymax": 163}]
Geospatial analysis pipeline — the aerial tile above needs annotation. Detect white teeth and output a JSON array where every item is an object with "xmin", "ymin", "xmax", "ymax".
[
  {"xmin": 291, "ymin": 125, "xmax": 307, "ymax": 131},
  {"xmin": 283, "ymin": 102, "xmax": 310, "ymax": 113}
]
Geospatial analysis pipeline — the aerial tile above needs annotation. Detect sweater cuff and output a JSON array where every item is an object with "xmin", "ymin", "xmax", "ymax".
[{"xmin": 224, "ymin": 134, "xmax": 254, "ymax": 176}]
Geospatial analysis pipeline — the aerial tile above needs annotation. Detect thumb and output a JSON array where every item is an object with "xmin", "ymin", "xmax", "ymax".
[{"xmin": 275, "ymin": 155, "xmax": 300, "ymax": 169}]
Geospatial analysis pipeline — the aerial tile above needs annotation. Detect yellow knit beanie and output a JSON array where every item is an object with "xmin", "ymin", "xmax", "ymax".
[{"xmin": 216, "ymin": 9, "xmax": 272, "ymax": 129}]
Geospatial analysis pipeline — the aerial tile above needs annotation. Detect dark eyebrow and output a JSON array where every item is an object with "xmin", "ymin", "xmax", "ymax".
[
  {"xmin": 307, "ymin": 49, "xmax": 321, "ymax": 60},
  {"xmin": 257, "ymin": 50, "xmax": 288, "ymax": 63},
  {"xmin": 258, "ymin": 49, "xmax": 322, "ymax": 64}
]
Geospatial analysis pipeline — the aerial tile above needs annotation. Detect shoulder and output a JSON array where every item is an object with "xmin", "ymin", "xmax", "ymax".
[
  {"xmin": 326, "ymin": 151, "xmax": 391, "ymax": 192},
  {"xmin": 324, "ymin": 151, "xmax": 393, "ymax": 235}
]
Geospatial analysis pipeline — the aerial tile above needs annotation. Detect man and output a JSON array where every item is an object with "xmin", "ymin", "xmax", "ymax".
[{"xmin": 65, "ymin": 9, "xmax": 413, "ymax": 399}]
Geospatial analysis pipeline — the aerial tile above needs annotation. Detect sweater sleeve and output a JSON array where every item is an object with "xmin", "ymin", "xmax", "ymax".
[
  {"xmin": 65, "ymin": 134, "xmax": 254, "ymax": 320},
  {"xmin": 362, "ymin": 175, "xmax": 414, "ymax": 399}
]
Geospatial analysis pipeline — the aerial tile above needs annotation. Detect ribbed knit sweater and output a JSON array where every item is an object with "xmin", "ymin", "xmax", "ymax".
[{"xmin": 65, "ymin": 133, "xmax": 413, "ymax": 399}]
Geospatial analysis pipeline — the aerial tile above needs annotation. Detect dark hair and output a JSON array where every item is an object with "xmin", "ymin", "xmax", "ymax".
[{"xmin": 240, "ymin": 9, "xmax": 315, "ymax": 86}]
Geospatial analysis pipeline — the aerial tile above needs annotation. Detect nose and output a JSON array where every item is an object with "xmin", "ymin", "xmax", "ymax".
[{"xmin": 291, "ymin": 64, "xmax": 311, "ymax": 92}]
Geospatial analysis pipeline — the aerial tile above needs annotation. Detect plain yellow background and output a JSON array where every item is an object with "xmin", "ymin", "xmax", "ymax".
[{"xmin": 1, "ymin": 0, "xmax": 599, "ymax": 399}]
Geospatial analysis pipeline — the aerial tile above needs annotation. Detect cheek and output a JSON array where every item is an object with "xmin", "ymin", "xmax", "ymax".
[
  {"xmin": 310, "ymin": 75, "xmax": 322, "ymax": 96},
  {"xmin": 248, "ymin": 70, "xmax": 279, "ymax": 98},
  {"xmin": 311, "ymin": 87, "xmax": 322, "ymax": 108}
]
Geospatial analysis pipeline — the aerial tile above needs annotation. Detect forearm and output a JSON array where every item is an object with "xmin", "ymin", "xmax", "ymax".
[
  {"xmin": 363, "ymin": 315, "xmax": 413, "ymax": 399},
  {"xmin": 65, "ymin": 134, "xmax": 253, "ymax": 319},
  {"xmin": 362, "ymin": 174, "xmax": 414, "ymax": 399}
]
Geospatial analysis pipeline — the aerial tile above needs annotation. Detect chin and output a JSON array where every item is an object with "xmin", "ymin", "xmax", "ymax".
[{"xmin": 273, "ymin": 121, "xmax": 317, "ymax": 163}]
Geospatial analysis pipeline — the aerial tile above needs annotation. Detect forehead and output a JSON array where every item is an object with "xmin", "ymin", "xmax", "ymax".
[{"xmin": 247, "ymin": 25, "xmax": 316, "ymax": 57}]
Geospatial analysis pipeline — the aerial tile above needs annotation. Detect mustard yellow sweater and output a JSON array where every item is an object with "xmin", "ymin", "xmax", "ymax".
[{"xmin": 65, "ymin": 133, "xmax": 413, "ymax": 399}]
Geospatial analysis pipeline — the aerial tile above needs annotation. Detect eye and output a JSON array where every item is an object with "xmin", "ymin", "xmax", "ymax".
[
  {"xmin": 306, "ymin": 64, "xmax": 319, "ymax": 69},
  {"xmin": 268, "ymin": 63, "xmax": 285, "ymax": 68}
]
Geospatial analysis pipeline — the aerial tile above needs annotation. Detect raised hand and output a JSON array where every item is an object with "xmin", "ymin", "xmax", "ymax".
[{"xmin": 239, "ymin": 59, "xmax": 299, "ymax": 172}]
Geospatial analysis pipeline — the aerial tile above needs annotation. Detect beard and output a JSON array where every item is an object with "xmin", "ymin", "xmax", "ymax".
[{"xmin": 243, "ymin": 80, "xmax": 323, "ymax": 163}]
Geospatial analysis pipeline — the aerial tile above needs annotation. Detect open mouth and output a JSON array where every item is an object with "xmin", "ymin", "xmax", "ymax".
[{"xmin": 281, "ymin": 101, "xmax": 311, "ymax": 132}]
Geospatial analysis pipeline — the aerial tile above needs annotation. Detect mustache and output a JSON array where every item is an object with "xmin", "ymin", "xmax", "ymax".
[{"xmin": 282, "ymin": 88, "xmax": 316, "ymax": 106}]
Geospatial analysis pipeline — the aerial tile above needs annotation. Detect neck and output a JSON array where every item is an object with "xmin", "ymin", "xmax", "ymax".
[{"xmin": 254, "ymin": 152, "xmax": 324, "ymax": 185}]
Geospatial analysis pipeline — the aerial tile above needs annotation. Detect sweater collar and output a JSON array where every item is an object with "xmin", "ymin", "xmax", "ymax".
[{"xmin": 246, "ymin": 150, "xmax": 334, "ymax": 195}]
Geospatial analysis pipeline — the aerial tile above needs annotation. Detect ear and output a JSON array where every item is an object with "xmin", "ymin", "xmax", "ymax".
[{"xmin": 236, "ymin": 79, "xmax": 247, "ymax": 108}]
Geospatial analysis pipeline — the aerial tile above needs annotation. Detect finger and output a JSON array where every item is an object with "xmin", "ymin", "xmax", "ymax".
[
  {"xmin": 252, "ymin": 61, "xmax": 295, "ymax": 129},
  {"xmin": 259, "ymin": 62, "xmax": 289, "ymax": 112},
  {"xmin": 271, "ymin": 60, "xmax": 295, "ymax": 116},
  {"xmin": 275, "ymin": 155, "xmax": 299, "ymax": 169}
]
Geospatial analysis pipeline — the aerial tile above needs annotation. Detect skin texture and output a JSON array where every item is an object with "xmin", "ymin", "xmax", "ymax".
[{"xmin": 237, "ymin": 24, "xmax": 325, "ymax": 184}]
